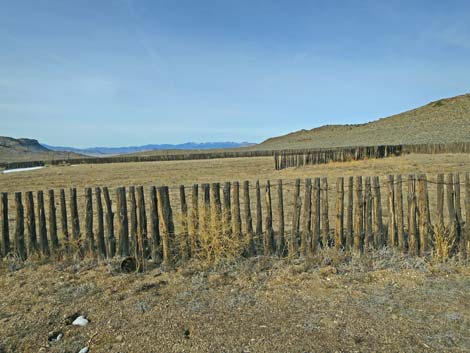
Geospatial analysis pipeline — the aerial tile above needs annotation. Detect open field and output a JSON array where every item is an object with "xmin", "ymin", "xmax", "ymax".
[
  {"xmin": 1, "ymin": 255, "xmax": 469, "ymax": 353},
  {"xmin": 1, "ymin": 153, "xmax": 470, "ymax": 194}
]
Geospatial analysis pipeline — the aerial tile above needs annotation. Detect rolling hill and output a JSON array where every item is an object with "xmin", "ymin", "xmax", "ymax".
[
  {"xmin": 255, "ymin": 93, "xmax": 470, "ymax": 150},
  {"xmin": 0, "ymin": 136, "xmax": 84, "ymax": 163}
]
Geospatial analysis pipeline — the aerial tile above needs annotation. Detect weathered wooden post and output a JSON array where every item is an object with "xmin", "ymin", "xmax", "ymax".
[
  {"xmin": 290, "ymin": 179, "xmax": 301, "ymax": 256},
  {"xmin": 263, "ymin": 181, "xmax": 274, "ymax": 255},
  {"xmin": 223, "ymin": 182, "xmax": 232, "ymax": 236},
  {"xmin": 116, "ymin": 187, "xmax": 130, "ymax": 257},
  {"xmin": 157, "ymin": 186, "xmax": 174, "ymax": 267},
  {"xmin": 103, "ymin": 187, "xmax": 116, "ymax": 258},
  {"xmin": 321, "ymin": 177, "xmax": 329, "ymax": 248},
  {"xmin": 232, "ymin": 181, "xmax": 242, "ymax": 241},
  {"xmin": 255, "ymin": 180, "xmax": 263, "ymax": 239},
  {"xmin": 364, "ymin": 177, "xmax": 373, "ymax": 250},
  {"xmin": 37, "ymin": 191, "xmax": 50, "ymax": 257},
  {"xmin": 179, "ymin": 185, "xmax": 190, "ymax": 261},
  {"xmin": 1, "ymin": 193, "xmax": 10, "ymax": 257},
  {"xmin": 417, "ymin": 174, "xmax": 430, "ymax": 256},
  {"xmin": 242, "ymin": 181, "xmax": 255, "ymax": 255},
  {"xmin": 436, "ymin": 174, "xmax": 445, "ymax": 228},
  {"xmin": 201, "ymin": 183, "xmax": 210, "ymax": 240},
  {"xmin": 69, "ymin": 188, "xmax": 80, "ymax": 241},
  {"xmin": 346, "ymin": 176, "xmax": 354, "ymax": 249},
  {"xmin": 408, "ymin": 175, "xmax": 418, "ymax": 256},
  {"xmin": 128, "ymin": 186, "xmax": 138, "ymax": 257},
  {"xmin": 84, "ymin": 188, "xmax": 95, "ymax": 256},
  {"xmin": 446, "ymin": 173, "xmax": 460, "ymax": 243},
  {"xmin": 95, "ymin": 187, "xmax": 107, "ymax": 259},
  {"xmin": 210, "ymin": 183, "xmax": 222, "ymax": 241},
  {"xmin": 335, "ymin": 177, "xmax": 345, "ymax": 250},
  {"xmin": 395, "ymin": 175, "xmax": 405, "ymax": 252},
  {"xmin": 276, "ymin": 179, "xmax": 285, "ymax": 256},
  {"xmin": 14, "ymin": 192, "xmax": 26, "ymax": 260},
  {"xmin": 25, "ymin": 191, "xmax": 38, "ymax": 255},
  {"xmin": 353, "ymin": 176, "xmax": 363, "ymax": 252},
  {"xmin": 372, "ymin": 176, "xmax": 383, "ymax": 248},
  {"xmin": 48, "ymin": 190, "xmax": 59, "ymax": 252},
  {"xmin": 59, "ymin": 189, "xmax": 69, "ymax": 255},
  {"xmin": 190, "ymin": 184, "xmax": 199, "ymax": 255},
  {"xmin": 312, "ymin": 177, "xmax": 321, "ymax": 253},
  {"xmin": 136, "ymin": 186, "xmax": 148, "ymax": 266},
  {"xmin": 387, "ymin": 175, "xmax": 397, "ymax": 248},
  {"xmin": 301, "ymin": 178, "xmax": 312, "ymax": 255},
  {"xmin": 149, "ymin": 186, "xmax": 161, "ymax": 262}
]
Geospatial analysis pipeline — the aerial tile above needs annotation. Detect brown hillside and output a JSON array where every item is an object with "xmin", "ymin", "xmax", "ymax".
[
  {"xmin": 256, "ymin": 93, "xmax": 470, "ymax": 150},
  {"xmin": 0, "ymin": 136, "xmax": 84, "ymax": 163}
]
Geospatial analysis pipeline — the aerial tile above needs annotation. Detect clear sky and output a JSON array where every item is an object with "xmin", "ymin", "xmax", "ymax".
[{"xmin": 1, "ymin": 0, "xmax": 469, "ymax": 147}]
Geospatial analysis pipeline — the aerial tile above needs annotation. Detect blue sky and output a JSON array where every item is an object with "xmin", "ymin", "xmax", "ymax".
[{"xmin": 1, "ymin": 0, "xmax": 469, "ymax": 147}]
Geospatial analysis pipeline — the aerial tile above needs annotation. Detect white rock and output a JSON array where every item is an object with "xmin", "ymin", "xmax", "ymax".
[
  {"xmin": 78, "ymin": 347, "xmax": 89, "ymax": 353},
  {"xmin": 72, "ymin": 315, "xmax": 89, "ymax": 326}
]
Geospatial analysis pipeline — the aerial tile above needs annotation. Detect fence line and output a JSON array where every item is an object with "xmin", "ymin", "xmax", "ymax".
[{"xmin": 1, "ymin": 172, "xmax": 469, "ymax": 265}]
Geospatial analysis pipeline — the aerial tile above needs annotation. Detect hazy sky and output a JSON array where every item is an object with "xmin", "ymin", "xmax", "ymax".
[{"xmin": 1, "ymin": 0, "xmax": 469, "ymax": 147}]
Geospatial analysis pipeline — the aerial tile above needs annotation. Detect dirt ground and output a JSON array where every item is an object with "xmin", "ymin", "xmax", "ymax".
[{"xmin": 1, "ymin": 252, "xmax": 469, "ymax": 353}]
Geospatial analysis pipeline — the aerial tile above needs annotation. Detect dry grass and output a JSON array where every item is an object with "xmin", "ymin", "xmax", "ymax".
[
  {"xmin": 1, "ymin": 253, "xmax": 470, "ymax": 353},
  {"xmin": 432, "ymin": 224, "xmax": 457, "ymax": 263}
]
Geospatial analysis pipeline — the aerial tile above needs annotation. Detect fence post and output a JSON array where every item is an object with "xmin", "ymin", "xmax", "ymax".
[
  {"xmin": 116, "ymin": 187, "xmax": 130, "ymax": 257},
  {"xmin": 59, "ymin": 189, "xmax": 69, "ymax": 255},
  {"xmin": 157, "ymin": 186, "xmax": 174, "ymax": 267},
  {"xmin": 25, "ymin": 191, "xmax": 38, "ymax": 256},
  {"xmin": 149, "ymin": 186, "xmax": 161, "ymax": 262},
  {"xmin": 446, "ymin": 173, "xmax": 460, "ymax": 244},
  {"xmin": 69, "ymin": 188, "xmax": 80, "ymax": 241},
  {"xmin": 255, "ymin": 180, "xmax": 263, "ymax": 240},
  {"xmin": 290, "ymin": 179, "xmax": 301, "ymax": 256},
  {"xmin": 276, "ymin": 179, "xmax": 285, "ymax": 256},
  {"xmin": 264, "ymin": 180, "xmax": 274, "ymax": 255},
  {"xmin": 232, "ymin": 181, "xmax": 242, "ymax": 242},
  {"xmin": 346, "ymin": 176, "xmax": 354, "ymax": 249},
  {"xmin": 408, "ymin": 175, "xmax": 418, "ymax": 255},
  {"xmin": 223, "ymin": 182, "xmax": 232, "ymax": 236},
  {"xmin": 136, "ymin": 186, "xmax": 148, "ymax": 266},
  {"xmin": 417, "ymin": 174, "xmax": 430, "ymax": 256},
  {"xmin": 301, "ymin": 178, "xmax": 312, "ymax": 255},
  {"xmin": 210, "ymin": 183, "xmax": 222, "ymax": 243},
  {"xmin": 95, "ymin": 187, "xmax": 106, "ymax": 259},
  {"xmin": 436, "ymin": 174, "xmax": 444, "ymax": 228},
  {"xmin": 15, "ymin": 192, "xmax": 26, "ymax": 260},
  {"xmin": 387, "ymin": 175, "xmax": 396, "ymax": 248},
  {"xmin": 48, "ymin": 190, "xmax": 59, "ymax": 252},
  {"xmin": 201, "ymin": 183, "xmax": 210, "ymax": 240},
  {"xmin": 129, "ymin": 186, "xmax": 138, "ymax": 257},
  {"xmin": 321, "ymin": 177, "xmax": 329, "ymax": 248},
  {"xmin": 364, "ymin": 177, "xmax": 372, "ymax": 250},
  {"xmin": 454, "ymin": 173, "xmax": 463, "ymax": 227},
  {"xmin": 312, "ymin": 178, "xmax": 321, "ymax": 253},
  {"xmin": 353, "ymin": 176, "xmax": 363, "ymax": 252},
  {"xmin": 372, "ymin": 176, "xmax": 383, "ymax": 248},
  {"xmin": 37, "ymin": 191, "xmax": 50, "ymax": 257},
  {"xmin": 395, "ymin": 175, "xmax": 405, "ymax": 252},
  {"xmin": 179, "ymin": 185, "xmax": 190, "ymax": 261},
  {"xmin": 1, "ymin": 193, "xmax": 10, "ymax": 257},
  {"xmin": 335, "ymin": 177, "xmax": 344, "ymax": 250},
  {"xmin": 84, "ymin": 188, "xmax": 95, "ymax": 257},
  {"xmin": 243, "ymin": 181, "xmax": 255, "ymax": 255},
  {"xmin": 103, "ymin": 187, "xmax": 116, "ymax": 258},
  {"xmin": 190, "ymin": 184, "xmax": 199, "ymax": 256}
]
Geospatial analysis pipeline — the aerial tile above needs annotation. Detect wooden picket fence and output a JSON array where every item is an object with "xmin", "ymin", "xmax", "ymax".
[{"xmin": 1, "ymin": 172, "xmax": 469, "ymax": 268}]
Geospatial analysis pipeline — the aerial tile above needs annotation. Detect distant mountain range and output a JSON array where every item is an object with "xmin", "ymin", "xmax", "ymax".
[{"xmin": 42, "ymin": 141, "xmax": 256, "ymax": 156}]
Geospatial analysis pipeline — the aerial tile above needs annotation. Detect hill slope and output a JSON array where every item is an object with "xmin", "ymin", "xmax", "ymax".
[
  {"xmin": 0, "ymin": 136, "xmax": 84, "ymax": 163},
  {"xmin": 257, "ymin": 94, "xmax": 470, "ymax": 150}
]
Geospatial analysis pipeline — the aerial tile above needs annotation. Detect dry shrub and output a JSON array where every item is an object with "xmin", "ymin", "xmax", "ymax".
[
  {"xmin": 432, "ymin": 224, "xmax": 456, "ymax": 262},
  {"xmin": 175, "ymin": 208, "xmax": 247, "ymax": 268}
]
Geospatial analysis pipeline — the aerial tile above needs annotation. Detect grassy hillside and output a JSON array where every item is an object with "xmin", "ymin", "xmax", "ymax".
[
  {"xmin": 0, "ymin": 136, "xmax": 84, "ymax": 163},
  {"xmin": 255, "ymin": 93, "xmax": 470, "ymax": 150}
]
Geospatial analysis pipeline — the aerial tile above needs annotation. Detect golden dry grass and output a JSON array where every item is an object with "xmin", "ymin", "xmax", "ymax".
[{"xmin": 1, "ymin": 255, "xmax": 470, "ymax": 353}]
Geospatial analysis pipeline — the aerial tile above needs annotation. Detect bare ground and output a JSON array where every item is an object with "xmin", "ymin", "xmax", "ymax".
[{"xmin": 1, "ymin": 252, "xmax": 469, "ymax": 353}]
